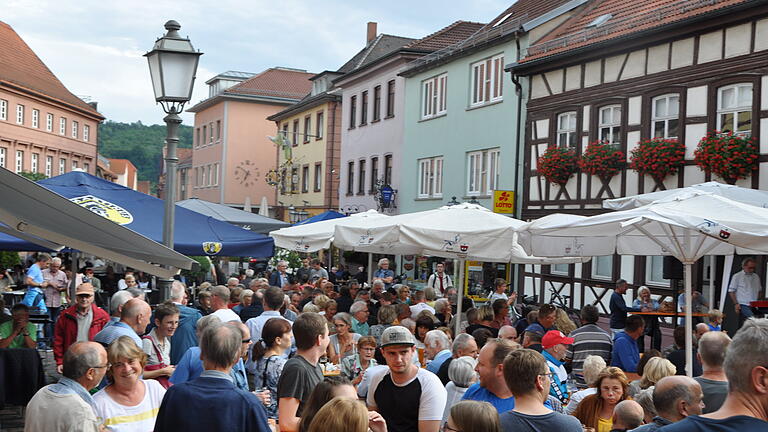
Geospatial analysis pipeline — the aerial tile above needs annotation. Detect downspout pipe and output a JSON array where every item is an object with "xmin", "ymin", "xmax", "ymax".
[{"xmin": 510, "ymin": 33, "xmax": 525, "ymax": 299}]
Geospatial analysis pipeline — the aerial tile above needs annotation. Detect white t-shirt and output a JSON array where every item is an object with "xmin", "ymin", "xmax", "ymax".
[
  {"xmin": 141, "ymin": 329, "xmax": 171, "ymax": 366},
  {"xmin": 367, "ymin": 366, "xmax": 447, "ymax": 426},
  {"xmin": 488, "ymin": 292, "xmax": 508, "ymax": 302},
  {"xmin": 93, "ymin": 379, "xmax": 166, "ymax": 432},
  {"xmin": 728, "ymin": 270, "xmax": 762, "ymax": 305},
  {"xmin": 212, "ymin": 307, "xmax": 241, "ymax": 323},
  {"xmin": 410, "ymin": 302, "xmax": 436, "ymax": 320}
]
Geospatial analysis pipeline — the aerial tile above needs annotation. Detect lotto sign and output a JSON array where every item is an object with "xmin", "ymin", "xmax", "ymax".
[{"xmin": 492, "ymin": 190, "xmax": 514, "ymax": 214}]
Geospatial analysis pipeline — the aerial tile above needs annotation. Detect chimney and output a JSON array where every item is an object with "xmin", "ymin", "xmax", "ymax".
[{"xmin": 367, "ymin": 22, "xmax": 377, "ymax": 43}]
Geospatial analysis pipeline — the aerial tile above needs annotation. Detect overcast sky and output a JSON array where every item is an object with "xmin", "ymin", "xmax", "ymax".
[{"xmin": 5, "ymin": 0, "xmax": 510, "ymax": 125}]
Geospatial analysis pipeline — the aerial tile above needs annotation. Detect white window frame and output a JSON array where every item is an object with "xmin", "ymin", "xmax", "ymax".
[
  {"xmin": 16, "ymin": 105, "xmax": 24, "ymax": 125},
  {"xmin": 71, "ymin": 160, "xmax": 78, "ymax": 170},
  {"xmin": 83, "ymin": 162, "xmax": 90, "ymax": 173},
  {"xmin": 598, "ymin": 105, "xmax": 622, "ymax": 144},
  {"xmin": 592, "ymin": 255, "xmax": 613, "ymax": 280},
  {"xmin": 466, "ymin": 148, "xmax": 500, "ymax": 195},
  {"xmin": 59, "ymin": 158, "xmax": 66, "ymax": 175},
  {"xmin": 421, "ymin": 73, "xmax": 448, "ymax": 120},
  {"xmin": 32, "ymin": 109, "xmax": 39, "ymax": 128},
  {"xmin": 213, "ymin": 163, "xmax": 219, "ymax": 186},
  {"xmin": 15, "ymin": 150, "xmax": 23, "ymax": 173},
  {"xmin": 46, "ymin": 113, "xmax": 53, "ymax": 132},
  {"xmin": 470, "ymin": 54, "xmax": 504, "ymax": 107},
  {"xmin": 556, "ymin": 111, "xmax": 578, "ymax": 148},
  {"xmin": 316, "ymin": 112, "xmax": 324, "ymax": 140},
  {"xmin": 59, "ymin": 118, "xmax": 66, "ymax": 135},
  {"xmin": 0, "ymin": 99, "xmax": 6, "ymax": 121},
  {"xmin": 651, "ymin": 94, "xmax": 680, "ymax": 139},
  {"xmin": 417, "ymin": 156, "xmax": 444, "ymax": 198},
  {"xmin": 71, "ymin": 121, "xmax": 78, "ymax": 139},
  {"xmin": 551, "ymin": 263, "xmax": 570, "ymax": 276},
  {"xmin": 83, "ymin": 125, "xmax": 90, "ymax": 142},
  {"xmin": 31, "ymin": 153, "xmax": 38, "ymax": 173},
  {"xmin": 717, "ymin": 83, "xmax": 753, "ymax": 136},
  {"xmin": 45, "ymin": 156, "xmax": 52, "ymax": 177},
  {"xmin": 0, "ymin": 147, "xmax": 6, "ymax": 168},
  {"xmin": 646, "ymin": 255, "xmax": 670, "ymax": 286}
]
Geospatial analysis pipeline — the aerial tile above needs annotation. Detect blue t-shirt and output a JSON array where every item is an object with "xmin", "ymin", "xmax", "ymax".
[
  {"xmin": 26, "ymin": 263, "xmax": 44, "ymax": 284},
  {"xmin": 461, "ymin": 383, "xmax": 515, "ymax": 413},
  {"xmin": 660, "ymin": 415, "xmax": 768, "ymax": 432}
]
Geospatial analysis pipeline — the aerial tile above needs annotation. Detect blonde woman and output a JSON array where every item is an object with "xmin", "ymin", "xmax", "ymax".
[
  {"xmin": 307, "ymin": 397, "xmax": 386, "ymax": 432},
  {"xmin": 445, "ymin": 400, "xmax": 501, "ymax": 432},
  {"xmin": 93, "ymin": 336, "xmax": 166, "ymax": 431},
  {"xmin": 629, "ymin": 356, "xmax": 676, "ymax": 397}
]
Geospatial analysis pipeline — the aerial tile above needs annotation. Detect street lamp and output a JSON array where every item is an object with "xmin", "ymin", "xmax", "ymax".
[{"xmin": 145, "ymin": 20, "xmax": 202, "ymax": 300}]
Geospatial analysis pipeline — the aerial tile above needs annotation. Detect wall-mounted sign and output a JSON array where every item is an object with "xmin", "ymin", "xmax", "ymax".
[{"xmin": 492, "ymin": 190, "xmax": 514, "ymax": 214}]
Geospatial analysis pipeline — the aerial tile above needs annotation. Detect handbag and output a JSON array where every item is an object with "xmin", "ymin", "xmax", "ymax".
[{"xmin": 142, "ymin": 335, "xmax": 173, "ymax": 389}]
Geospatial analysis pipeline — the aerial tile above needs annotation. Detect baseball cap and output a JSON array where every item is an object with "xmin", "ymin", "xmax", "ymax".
[
  {"xmin": 380, "ymin": 326, "xmax": 416, "ymax": 348},
  {"xmin": 76, "ymin": 283, "xmax": 95, "ymax": 296},
  {"xmin": 542, "ymin": 330, "xmax": 574, "ymax": 349}
]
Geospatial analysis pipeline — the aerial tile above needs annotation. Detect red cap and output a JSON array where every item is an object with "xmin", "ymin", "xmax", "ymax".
[{"xmin": 542, "ymin": 330, "xmax": 574, "ymax": 349}]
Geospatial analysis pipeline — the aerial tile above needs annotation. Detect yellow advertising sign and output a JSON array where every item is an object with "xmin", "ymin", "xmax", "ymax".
[{"xmin": 492, "ymin": 190, "xmax": 514, "ymax": 214}]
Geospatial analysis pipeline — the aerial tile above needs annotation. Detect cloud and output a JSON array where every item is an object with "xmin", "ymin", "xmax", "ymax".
[{"xmin": 5, "ymin": 0, "xmax": 509, "ymax": 124}]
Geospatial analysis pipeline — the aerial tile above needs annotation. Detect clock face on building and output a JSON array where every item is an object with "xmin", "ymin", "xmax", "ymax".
[{"xmin": 234, "ymin": 160, "xmax": 260, "ymax": 188}]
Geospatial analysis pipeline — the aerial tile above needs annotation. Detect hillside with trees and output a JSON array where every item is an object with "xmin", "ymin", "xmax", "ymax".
[{"xmin": 97, "ymin": 120, "xmax": 193, "ymax": 188}]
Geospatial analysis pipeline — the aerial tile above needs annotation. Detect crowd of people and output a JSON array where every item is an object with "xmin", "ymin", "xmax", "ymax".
[{"xmin": 5, "ymin": 254, "xmax": 768, "ymax": 432}]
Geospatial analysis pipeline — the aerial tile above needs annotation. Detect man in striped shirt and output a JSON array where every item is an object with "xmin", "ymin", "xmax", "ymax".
[{"xmin": 566, "ymin": 304, "xmax": 613, "ymax": 388}]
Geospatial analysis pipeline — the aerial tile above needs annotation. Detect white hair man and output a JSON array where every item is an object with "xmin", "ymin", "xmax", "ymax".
[
  {"xmin": 167, "ymin": 281, "xmax": 203, "ymax": 365},
  {"xmin": 155, "ymin": 323, "xmax": 270, "ymax": 431},
  {"xmin": 662, "ymin": 318, "xmax": 768, "ymax": 431},
  {"xmin": 210, "ymin": 285, "xmax": 240, "ymax": 322},
  {"xmin": 350, "ymin": 301, "xmax": 370, "ymax": 336},
  {"xmin": 25, "ymin": 342, "xmax": 108, "ymax": 432},
  {"xmin": 437, "ymin": 333, "xmax": 479, "ymax": 385},
  {"xmin": 694, "ymin": 331, "xmax": 731, "ymax": 413},
  {"xmin": 424, "ymin": 330, "xmax": 452, "ymax": 374}
]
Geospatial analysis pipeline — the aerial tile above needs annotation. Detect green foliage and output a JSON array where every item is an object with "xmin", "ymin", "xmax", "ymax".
[
  {"xmin": 19, "ymin": 171, "xmax": 48, "ymax": 181},
  {"xmin": 0, "ymin": 251, "xmax": 21, "ymax": 270},
  {"xmin": 270, "ymin": 248, "xmax": 303, "ymax": 271},
  {"xmin": 97, "ymin": 120, "xmax": 193, "ymax": 190},
  {"xmin": 181, "ymin": 256, "xmax": 212, "ymax": 285}
]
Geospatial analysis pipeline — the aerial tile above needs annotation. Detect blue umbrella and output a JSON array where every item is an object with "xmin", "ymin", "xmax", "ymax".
[
  {"xmin": 294, "ymin": 210, "xmax": 347, "ymax": 226},
  {"xmin": 0, "ymin": 172, "xmax": 273, "ymax": 257}
]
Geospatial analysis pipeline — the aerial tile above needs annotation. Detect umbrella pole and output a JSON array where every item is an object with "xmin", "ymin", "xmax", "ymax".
[
  {"xmin": 367, "ymin": 253, "xmax": 373, "ymax": 285},
  {"xmin": 685, "ymin": 262, "xmax": 693, "ymax": 378},
  {"xmin": 455, "ymin": 259, "xmax": 465, "ymax": 337}
]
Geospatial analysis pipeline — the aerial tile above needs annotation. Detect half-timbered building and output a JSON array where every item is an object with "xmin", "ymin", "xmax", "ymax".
[{"xmin": 507, "ymin": 0, "xmax": 768, "ymax": 324}]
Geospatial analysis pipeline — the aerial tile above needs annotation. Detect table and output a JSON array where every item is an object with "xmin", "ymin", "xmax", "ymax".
[
  {"xmin": 0, "ymin": 348, "xmax": 45, "ymax": 408},
  {"xmin": 631, "ymin": 312, "xmax": 709, "ymax": 351},
  {"xmin": 2, "ymin": 290, "xmax": 25, "ymax": 307}
]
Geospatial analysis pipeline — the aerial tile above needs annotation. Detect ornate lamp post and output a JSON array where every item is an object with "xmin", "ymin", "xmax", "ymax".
[{"xmin": 145, "ymin": 20, "xmax": 202, "ymax": 300}]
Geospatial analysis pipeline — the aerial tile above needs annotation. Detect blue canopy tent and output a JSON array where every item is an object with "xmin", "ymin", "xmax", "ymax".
[
  {"xmin": 0, "ymin": 172, "xmax": 273, "ymax": 258},
  {"xmin": 294, "ymin": 210, "xmax": 347, "ymax": 226}
]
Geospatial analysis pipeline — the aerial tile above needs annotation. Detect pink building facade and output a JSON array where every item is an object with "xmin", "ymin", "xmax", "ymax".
[
  {"xmin": 0, "ymin": 21, "xmax": 103, "ymax": 178},
  {"xmin": 186, "ymin": 69, "xmax": 313, "ymax": 213}
]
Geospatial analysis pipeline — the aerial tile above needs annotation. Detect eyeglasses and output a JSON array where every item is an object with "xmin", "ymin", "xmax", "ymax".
[
  {"xmin": 242, "ymin": 339, "xmax": 252, "ymax": 344},
  {"xmin": 539, "ymin": 372, "xmax": 553, "ymax": 379},
  {"xmin": 91, "ymin": 364, "xmax": 109, "ymax": 369},
  {"xmin": 76, "ymin": 294, "xmax": 93, "ymax": 298}
]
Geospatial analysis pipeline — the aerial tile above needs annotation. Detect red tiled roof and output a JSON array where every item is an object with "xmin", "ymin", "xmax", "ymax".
[
  {"xmin": 522, "ymin": 0, "xmax": 751, "ymax": 62},
  {"xmin": 481, "ymin": 0, "xmax": 579, "ymax": 31},
  {"xmin": 224, "ymin": 67, "xmax": 314, "ymax": 100},
  {"xmin": 0, "ymin": 21, "xmax": 103, "ymax": 118},
  {"xmin": 406, "ymin": 21, "xmax": 486, "ymax": 51}
]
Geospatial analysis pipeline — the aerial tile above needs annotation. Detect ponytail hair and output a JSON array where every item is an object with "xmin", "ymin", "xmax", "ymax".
[{"xmin": 252, "ymin": 317, "xmax": 293, "ymax": 361}]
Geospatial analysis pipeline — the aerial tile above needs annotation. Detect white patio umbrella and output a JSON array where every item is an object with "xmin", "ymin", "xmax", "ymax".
[
  {"xmin": 518, "ymin": 191, "xmax": 768, "ymax": 376},
  {"xmin": 604, "ymin": 181, "xmax": 768, "ymax": 308},
  {"xmin": 334, "ymin": 203, "xmax": 589, "ymax": 334},
  {"xmin": 603, "ymin": 181, "xmax": 768, "ymax": 210}
]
